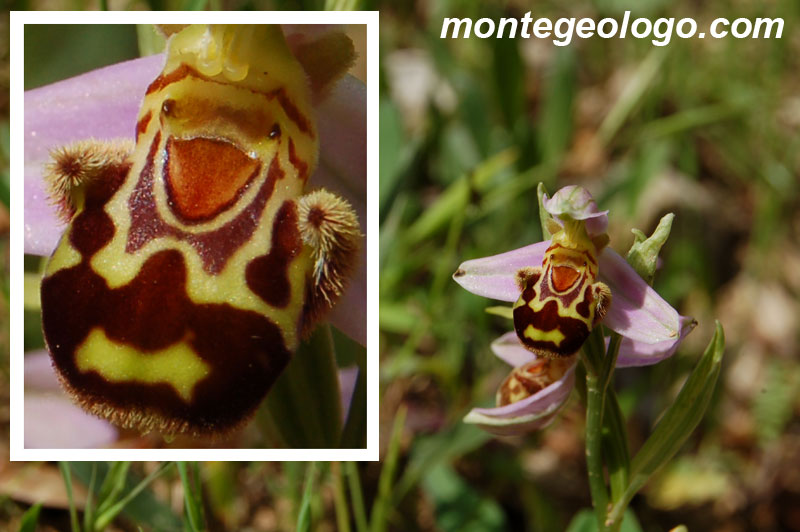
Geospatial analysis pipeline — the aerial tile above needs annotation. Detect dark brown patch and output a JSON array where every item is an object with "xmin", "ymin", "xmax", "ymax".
[
  {"xmin": 146, "ymin": 64, "xmax": 196, "ymax": 95},
  {"xmin": 69, "ymin": 209, "xmax": 116, "ymax": 258},
  {"xmin": 127, "ymin": 134, "xmax": 282, "ymax": 275},
  {"xmin": 136, "ymin": 111, "xmax": 152, "ymax": 141},
  {"xmin": 269, "ymin": 123, "xmax": 281, "ymax": 139},
  {"xmin": 513, "ymin": 299, "xmax": 590, "ymax": 357},
  {"xmin": 288, "ymin": 138, "xmax": 308, "ymax": 182},
  {"xmin": 65, "ymin": 158, "xmax": 130, "ymax": 255},
  {"xmin": 161, "ymin": 98, "xmax": 176, "ymax": 116},
  {"xmin": 245, "ymin": 201, "xmax": 303, "ymax": 308},
  {"xmin": 306, "ymin": 206, "xmax": 326, "ymax": 228},
  {"xmin": 164, "ymin": 137, "xmax": 260, "ymax": 223},
  {"xmin": 576, "ymin": 285, "xmax": 593, "ymax": 319},
  {"xmin": 41, "ymin": 248, "xmax": 291, "ymax": 435},
  {"xmin": 275, "ymin": 87, "xmax": 313, "ymax": 136},
  {"xmin": 521, "ymin": 284, "xmax": 537, "ymax": 303}
]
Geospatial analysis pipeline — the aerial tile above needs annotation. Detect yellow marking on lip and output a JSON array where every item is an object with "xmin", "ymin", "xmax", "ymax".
[
  {"xmin": 76, "ymin": 328, "xmax": 210, "ymax": 402},
  {"xmin": 523, "ymin": 324, "xmax": 565, "ymax": 346},
  {"xmin": 44, "ymin": 236, "xmax": 83, "ymax": 276}
]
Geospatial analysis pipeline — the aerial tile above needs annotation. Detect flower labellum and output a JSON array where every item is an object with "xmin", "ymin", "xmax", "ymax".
[
  {"xmin": 463, "ymin": 333, "xmax": 577, "ymax": 436},
  {"xmin": 512, "ymin": 187, "xmax": 612, "ymax": 359}
]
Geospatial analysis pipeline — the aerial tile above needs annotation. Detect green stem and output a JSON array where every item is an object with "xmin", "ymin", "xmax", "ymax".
[
  {"xmin": 602, "ymin": 389, "xmax": 631, "ymax": 511},
  {"xmin": 582, "ymin": 361, "xmax": 609, "ymax": 528}
]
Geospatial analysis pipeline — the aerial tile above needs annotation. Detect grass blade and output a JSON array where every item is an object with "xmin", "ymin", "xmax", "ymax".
[
  {"xmin": 82, "ymin": 462, "xmax": 97, "ymax": 532},
  {"xmin": 296, "ymin": 462, "xmax": 317, "ymax": 532},
  {"xmin": 177, "ymin": 462, "xmax": 205, "ymax": 532},
  {"xmin": 19, "ymin": 503, "xmax": 42, "ymax": 532},
  {"xmin": 59, "ymin": 462, "xmax": 81, "ymax": 532},
  {"xmin": 345, "ymin": 462, "xmax": 368, "ymax": 532},
  {"xmin": 370, "ymin": 406, "xmax": 406, "ymax": 532},
  {"xmin": 93, "ymin": 462, "xmax": 175, "ymax": 531}
]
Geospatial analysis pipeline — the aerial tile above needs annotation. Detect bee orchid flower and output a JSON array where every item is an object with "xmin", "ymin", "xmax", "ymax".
[
  {"xmin": 23, "ymin": 25, "xmax": 366, "ymax": 446},
  {"xmin": 454, "ymin": 186, "xmax": 696, "ymax": 435}
]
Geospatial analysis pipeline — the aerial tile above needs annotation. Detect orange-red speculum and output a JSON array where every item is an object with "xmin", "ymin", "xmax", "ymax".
[
  {"xmin": 552, "ymin": 265, "xmax": 580, "ymax": 292},
  {"xmin": 165, "ymin": 137, "xmax": 260, "ymax": 223}
]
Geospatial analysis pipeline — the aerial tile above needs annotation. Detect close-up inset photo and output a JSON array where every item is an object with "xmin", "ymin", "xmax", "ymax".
[{"xmin": 15, "ymin": 15, "xmax": 375, "ymax": 457}]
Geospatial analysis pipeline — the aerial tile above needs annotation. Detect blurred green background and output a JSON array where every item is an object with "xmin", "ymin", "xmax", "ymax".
[
  {"xmin": 377, "ymin": 1, "xmax": 799, "ymax": 531},
  {"xmin": 6, "ymin": 2, "xmax": 800, "ymax": 531}
]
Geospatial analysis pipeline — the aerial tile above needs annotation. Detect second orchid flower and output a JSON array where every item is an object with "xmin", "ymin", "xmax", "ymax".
[{"xmin": 454, "ymin": 185, "xmax": 696, "ymax": 435}]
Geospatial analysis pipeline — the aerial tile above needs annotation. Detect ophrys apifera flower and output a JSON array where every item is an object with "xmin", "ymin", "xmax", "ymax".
[{"xmin": 455, "ymin": 186, "xmax": 695, "ymax": 435}]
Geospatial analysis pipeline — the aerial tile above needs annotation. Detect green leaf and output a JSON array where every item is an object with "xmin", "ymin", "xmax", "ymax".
[
  {"xmin": 378, "ymin": 97, "xmax": 416, "ymax": 214},
  {"xmin": 259, "ymin": 324, "xmax": 343, "ymax": 447},
  {"xmin": 394, "ymin": 420, "xmax": 490, "ymax": 504},
  {"xmin": 19, "ymin": 504, "xmax": 42, "ymax": 532},
  {"xmin": 598, "ymin": 47, "xmax": 667, "ymax": 145},
  {"xmin": 422, "ymin": 463, "xmax": 506, "ymax": 532},
  {"xmin": 566, "ymin": 508, "xmax": 643, "ymax": 532},
  {"xmin": 626, "ymin": 213, "xmax": 674, "ymax": 284},
  {"xmin": 0, "ymin": 170, "xmax": 8, "ymax": 209},
  {"xmin": 753, "ymin": 359, "xmax": 796, "ymax": 446},
  {"xmin": 609, "ymin": 322, "xmax": 725, "ymax": 525},
  {"xmin": 537, "ymin": 182, "xmax": 554, "ymax": 240},
  {"xmin": 0, "ymin": 118, "xmax": 10, "ymax": 160},
  {"xmin": 403, "ymin": 148, "xmax": 517, "ymax": 246},
  {"xmin": 484, "ymin": 306, "xmax": 513, "ymax": 320},
  {"xmin": 180, "ymin": 0, "xmax": 207, "ymax": 9}
]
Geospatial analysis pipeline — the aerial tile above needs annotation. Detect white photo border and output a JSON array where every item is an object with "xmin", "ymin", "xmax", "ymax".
[{"xmin": 10, "ymin": 10, "xmax": 379, "ymax": 462}]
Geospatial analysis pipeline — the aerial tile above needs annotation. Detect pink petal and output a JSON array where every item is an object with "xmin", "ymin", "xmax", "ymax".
[
  {"xmin": 25, "ymin": 395, "xmax": 119, "ymax": 449},
  {"xmin": 452, "ymin": 241, "xmax": 550, "ymax": 302},
  {"xmin": 599, "ymin": 248, "xmax": 693, "ymax": 361},
  {"xmin": 337, "ymin": 365, "xmax": 360, "ymax": 425},
  {"xmin": 25, "ymin": 351, "xmax": 118, "ymax": 449},
  {"xmin": 463, "ymin": 360, "xmax": 576, "ymax": 437},
  {"xmin": 615, "ymin": 315, "xmax": 697, "ymax": 367},
  {"xmin": 24, "ymin": 54, "xmax": 164, "ymax": 256},
  {"xmin": 23, "ymin": 350, "xmax": 61, "ymax": 391},
  {"xmin": 490, "ymin": 331, "xmax": 537, "ymax": 368}
]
